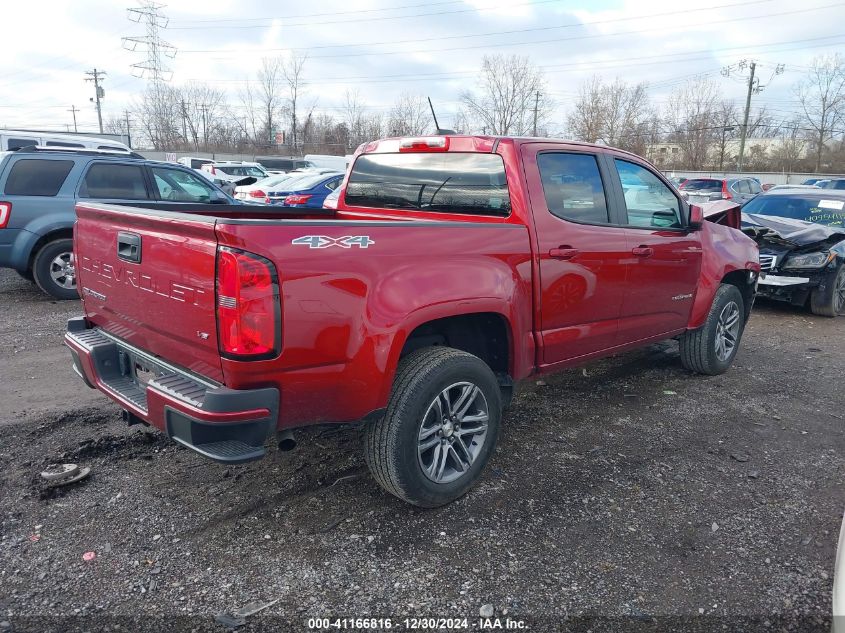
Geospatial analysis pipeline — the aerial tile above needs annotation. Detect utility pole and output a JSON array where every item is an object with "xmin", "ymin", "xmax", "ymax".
[
  {"xmin": 85, "ymin": 69, "xmax": 106, "ymax": 134},
  {"xmin": 124, "ymin": 110, "xmax": 132, "ymax": 149},
  {"xmin": 180, "ymin": 99, "xmax": 188, "ymax": 144},
  {"xmin": 532, "ymin": 91, "xmax": 540, "ymax": 136},
  {"xmin": 722, "ymin": 60, "xmax": 784, "ymax": 172},
  {"xmin": 67, "ymin": 105, "xmax": 79, "ymax": 133},
  {"xmin": 736, "ymin": 61, "xmax": 756, "ymax": 173},
  {"xmin": 200, "ymin": 104, "xmax": 208, "ymax": 151}
]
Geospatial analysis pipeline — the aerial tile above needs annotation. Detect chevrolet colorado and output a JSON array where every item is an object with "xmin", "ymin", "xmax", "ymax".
[{"xmin": 65, "ymin": 135, "xmax": 760, "ymax": 507}]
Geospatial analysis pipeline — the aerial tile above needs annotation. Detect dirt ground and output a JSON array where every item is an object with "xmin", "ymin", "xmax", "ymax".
[{"xmin": 1, "ymin": 268, "xmax": 843, "ymax": 633}]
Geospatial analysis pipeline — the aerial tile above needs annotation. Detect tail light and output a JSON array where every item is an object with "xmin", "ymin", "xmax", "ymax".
[
  {"xmin": 216, "ymin": 247, "xmax": 280, "ymax": 360},
  {"xmin": 283, "ymin": 194, "xmax": 312, "ymax": 205},
  {"xmin": 0, "ymin": 202, "xmax": 10, "ymax": 228},
  {"xmin": 399, "ymin": 136, "xmax": 449, "ymax": 152},
  {"xmin": 249, "ymin": 189, "xmax": 266, "ymax": 198},
  {"xmin": 721, "ymin": 181, "xmax": 732, "ymax": 200}
]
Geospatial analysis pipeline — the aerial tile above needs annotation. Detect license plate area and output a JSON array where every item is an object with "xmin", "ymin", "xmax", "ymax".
[{"xmin": 118, "ymin": 349, "xmax": 167, "ymax": 387}]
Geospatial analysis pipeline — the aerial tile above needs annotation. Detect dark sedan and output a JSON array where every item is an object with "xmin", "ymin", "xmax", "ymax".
[{"xmin": 742, "ymin": 189, "xmax": 845, "ymax": 316}]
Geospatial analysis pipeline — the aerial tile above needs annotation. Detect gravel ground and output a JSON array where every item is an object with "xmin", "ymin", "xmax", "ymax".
[{"xmin": 0, "ymin": 268, "xmax": 843, "ymax": 633}]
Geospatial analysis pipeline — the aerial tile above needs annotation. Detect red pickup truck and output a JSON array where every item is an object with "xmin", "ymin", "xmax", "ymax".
[{"xmin": 65, "ymin": 135, "xmax": 760, "ymax": 507}]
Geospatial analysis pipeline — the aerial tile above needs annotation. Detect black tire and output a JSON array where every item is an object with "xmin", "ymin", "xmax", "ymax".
[
  {"xmin": 364, "ymin": 347, "xmax": 502, "ymax": 507},
  {"xmin": 810, "ymin": 264, "xmax": 845, "ymax": 317},
  {"xmin": 33, "ymin": 239, "xmax": 78, "ymax": 300},
  {"xmin": 679, "ymin": 284, "xmax": 745, "ymax": 376}
]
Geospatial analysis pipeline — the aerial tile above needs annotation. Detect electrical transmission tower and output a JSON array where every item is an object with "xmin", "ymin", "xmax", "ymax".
[
  {"xmin": 122, "ymin": 1, "xmax": 176, "ymax": 83},
  {"xmin": 721, "ymin": 60, "xmax": 784, "ymax": 172}
]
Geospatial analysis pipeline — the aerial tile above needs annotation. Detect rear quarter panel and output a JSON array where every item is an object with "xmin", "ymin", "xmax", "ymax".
[{"xmin": 215, "ymin": 220, "xmax": 534, "ymax": 427}]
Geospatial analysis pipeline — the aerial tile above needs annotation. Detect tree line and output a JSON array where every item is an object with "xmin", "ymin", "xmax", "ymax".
[{"xmin": 110, "ymin": 52, "xmax": 845, "ymax": 173}]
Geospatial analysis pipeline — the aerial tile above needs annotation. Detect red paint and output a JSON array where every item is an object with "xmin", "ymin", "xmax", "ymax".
[{"xmin": 71, "ymin": 136, "xmax": 759, "ymax": 433}]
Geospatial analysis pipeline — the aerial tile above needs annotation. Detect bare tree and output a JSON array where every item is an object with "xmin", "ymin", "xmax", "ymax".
[
  {"xmin": 257, "ymin": 57, "xmax": 284, "ymax": 143},
  {"xmin": 388, "ymin": 93, "xmax": 430, "ymax": 136},
  {"xmin": 282, "ymin": 53, "xmax": 308, "ymax": 152},
  {"xmin": 796, "ymin": 53, "xmax": 845, "ymax": 172},
  {"xmin": 177, "ymin": 82, "xmax": 227, "ymax": 151},
  {"xmin": 666, "ymin": 79, "xmax": 721, "ymax": 170},
  {"xmin": 460, "ymin": 54, "xmax": 550, "ymax": 135},
  {"xmin": 567, "ymin": 76, "xmax": 604, "ymax": 143}
]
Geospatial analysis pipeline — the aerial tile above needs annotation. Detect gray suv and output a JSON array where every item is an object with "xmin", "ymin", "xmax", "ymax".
[
  {"xmin": 0, "ymin": 147, "xmax": 237, "ymax": 300},
  {"xmin": 680, "ymin": 177, "xmax": 762, "ymax": 205}
]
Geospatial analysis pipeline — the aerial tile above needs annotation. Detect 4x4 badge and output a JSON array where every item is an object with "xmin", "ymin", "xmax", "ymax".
[{"xmin": 291, "ymin": 236, "xmax": 374, "ymax": 249}]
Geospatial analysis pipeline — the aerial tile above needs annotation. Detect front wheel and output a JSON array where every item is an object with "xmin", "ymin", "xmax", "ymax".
[
  {"xmin": 33, "ymin": 239, "xmax": 78, "ymax": 300},
  {"xmin": 810, "ymin": 264, "xmax": 845, "ymax": 317},
  {"xmin": 679, "ymin": 284, "xmax": 745, "ymax": 376},
  {"xmin": 364, "ymin": 347, "xmax": 502, "ymax": 507}
]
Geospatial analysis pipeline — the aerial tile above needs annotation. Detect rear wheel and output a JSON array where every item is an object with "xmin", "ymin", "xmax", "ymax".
[
  {"xmin": 680, "ymin": 284, "xmax": 745, "ymax": 375},
  {"xmin": 33, "ymin": 239, "xmax": 77, "ymax": 300},
  {"xmin": 810, "ymin": 264, "xmax": 845, "ymax": 317},
  {"xmin": 364, "ymin": 347, "xmax": 502, "ymax": 507}
]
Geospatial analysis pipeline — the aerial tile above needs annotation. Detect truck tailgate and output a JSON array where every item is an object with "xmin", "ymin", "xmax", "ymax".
[{"xmin": 74, "ymin": 203, "xmax": 223, "ymax": 382}]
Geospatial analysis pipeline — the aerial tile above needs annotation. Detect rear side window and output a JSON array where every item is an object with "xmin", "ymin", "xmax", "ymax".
[
  {"xmin": 536, "ymin": 152, "xmax": 609, "ymax": 224},
  {"xmin": 346, "ymin": 153, "xmax": 510, "ymax": 216},
  {"xmin": 734, "ymin": 180, "xmax": 751, "ymax": 194},
  {"xmin": 5, "ymin": 159, "xmax": 74, "ymax": 196},
  {"xmin": 614, "ymin": 159, "xmax": 682, "ymax": 229},
  {"xmin": 80, "ymin": 163, "xmax": 148, "ymax": 200}
]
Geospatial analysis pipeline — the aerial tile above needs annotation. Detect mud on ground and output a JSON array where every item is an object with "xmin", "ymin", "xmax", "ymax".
[{"xmin": 0, "ymin": 269, "xmax": 843, "ymax": 632}]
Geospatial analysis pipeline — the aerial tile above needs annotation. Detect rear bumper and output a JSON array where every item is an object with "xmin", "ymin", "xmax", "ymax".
[{"xmin": 64, "ymin": 317, "xmax": 279, "ymax": 464}]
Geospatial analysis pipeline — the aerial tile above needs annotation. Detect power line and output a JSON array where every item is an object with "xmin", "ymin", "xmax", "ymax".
[
  {"xmin": 169, "ymin": 0, "xmax": 469, "ymax": 24},
  {"xmin": 185, "ymin": 33, "xmax": 845, "ymax": 87},
  {"xmin": 168, "ymin": 0, "xmax": 563, "ymax": 29},
  {"xmin": 179, "ymin": 0, "xmax": 779, "ymax": 54}
]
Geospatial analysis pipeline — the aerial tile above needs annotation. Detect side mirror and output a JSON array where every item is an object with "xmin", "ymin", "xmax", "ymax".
[
  {"xmin": 210, "ymin": 190, "xmax": 228, "ymax": 204},
  {"xmin": 688, "ymin": 204, "xmax": 704, "ymax": 231}
]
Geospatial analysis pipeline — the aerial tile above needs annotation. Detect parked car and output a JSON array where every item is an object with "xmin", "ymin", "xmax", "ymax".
[
  {"xmin": 323, "ymin": 186, "xmax": 341, "ymax": 209},
  {"xmin": 802, "ymin": 177, "xmax": 825, "ymax": 185},
  {"xmin": 815, "ymin": 179, "xmax": 831, "ymax": 188},
  {"xmin": 203, "ymin": 161, "xmax": 268, "ymax": 180},
  {"xmin": 234, "ymin": 173, "xmax": 300, "ymax": 203},
  {"xmin": 263, "ymin": 171, "xmax": 341, "ymax": 205},
  {"xmin": 767, "ymin": 184, "xmax": 820, "ymax": 191},
  {"xmin": 303, "ymin": 154, "xmax": 349, "ymax": 172},
  {"xmin": 679, "ymin": 177, "xmax": 762, "ymax": 205},
  {"xmin": 64, "ymin": 135, "xmax": 759, "ymax": 507},
  {"xmin": 668, "ymin": 176, "xmax": 688, "ymax": 188},
  {"xmin": 761, "ymin": 183, "xmax": 775, "ymax": 191},
  {"xmin": 270, "ymin": 172, "xmax": 343, "ymax": 208},
  {"xmin": 255, "ymin": 156, "xmax": 314, "ymax": 173},
  {"xmin": 741, "ymin": 189, "xmax": 845, "ymax": 316},
  {"xmin": 0, "ymin": 146, "xmax": 238, "ymax": 299},
  {"xmin": 0, "ymin": 130, "xmax": 130, "ymax": 153},
  {"xmin": 177, "ymin": 156, "xmax": 212, "ymax": 170},
  {"xmin": 819, "ymin": 178, "xmax": 845, "ymax": 190}
]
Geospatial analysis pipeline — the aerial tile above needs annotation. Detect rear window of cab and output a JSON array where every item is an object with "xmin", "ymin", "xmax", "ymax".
[{"xmin": 345, "ymin": 153, "xmax": 511, "ymax": 217}]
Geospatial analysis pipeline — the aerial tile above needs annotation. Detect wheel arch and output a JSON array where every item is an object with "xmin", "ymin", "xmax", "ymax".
[
  {"xmin": 26, "ymin": 227, "xmax": 74, "ymax": 273},
  {"xmin": 379, "ymin": 309, "xmax": 516, "ymax": 407}
]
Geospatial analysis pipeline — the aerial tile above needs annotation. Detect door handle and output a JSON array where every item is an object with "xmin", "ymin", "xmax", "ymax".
[
  {"xmin": 632, "ymin": 246, "xmax": 654, "ymax": 257},
  {"xmin": 549, "ymin": 247, "xmax": 579, "ymax": 260},
  {"xmin": 117, "ymin": 231, "xmax": 142, "ymax": 264}
]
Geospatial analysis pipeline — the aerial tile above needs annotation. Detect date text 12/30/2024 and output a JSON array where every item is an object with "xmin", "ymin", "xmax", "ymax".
[{"xmin": 307, "ymin": 617, "xmax": 528, "ymax": 629}]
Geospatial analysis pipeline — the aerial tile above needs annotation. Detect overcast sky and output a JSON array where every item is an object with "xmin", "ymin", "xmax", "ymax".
[{"xmin": 1, "ymin": 0, "xmax": 843, "ymax": 135}]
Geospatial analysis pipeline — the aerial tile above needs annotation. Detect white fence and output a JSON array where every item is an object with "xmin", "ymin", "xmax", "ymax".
[{"xmin": 663, "ymin": 170, "xmax": 844, "ymax": 186}]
